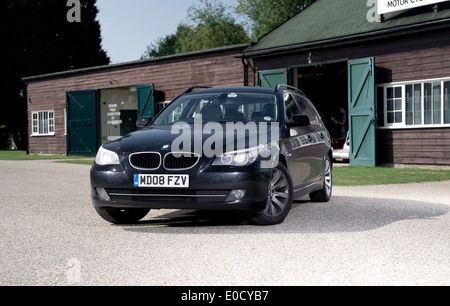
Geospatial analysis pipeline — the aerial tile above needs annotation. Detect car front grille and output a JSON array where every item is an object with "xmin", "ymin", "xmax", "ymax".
[
  {"xmin": 106, "ymin": 188, "xmax": 230, "ymax": 203},
  {"xmin": 129, "ymin": 153, "xmax": 161, "ymax": 170},
  {"xmin": 129, "ymin": 152, "xmax": 201, "ymax": 170},
  {"xmin": 164, "ymin": 153, "xmax": 200, "ymax": 170}
]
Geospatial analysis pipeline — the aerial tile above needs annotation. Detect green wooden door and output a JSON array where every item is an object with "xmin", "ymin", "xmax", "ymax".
[
  {"xmin": 67, "ymin": 90, "xmax": 98, "ymax": 156},
  {"xmin": 348, "ymin": 58, "xmax": 377, "ymax": 167},
  {"xmin": 137, "ymin": 84, "xmax": 154, "ymax": 118},
  {"xmin": 258, "ymin": 69, "xmax": 288, "ymax": 88}
]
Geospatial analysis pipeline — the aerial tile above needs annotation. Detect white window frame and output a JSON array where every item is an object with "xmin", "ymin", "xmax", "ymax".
[
  {"xmin": 64, "ymin": 108, "xmax": 67, "ymax": 136},
  {"xmin": 31, "ymin": 110, "xmax": 55, "ymax": 136},
  {"xmin": 383, "ymin": 85, "xmax": 405, "ymax": 128},
  {"xmin": 377, "ymin": 77, "xmax": 450, "ymax": 129}
]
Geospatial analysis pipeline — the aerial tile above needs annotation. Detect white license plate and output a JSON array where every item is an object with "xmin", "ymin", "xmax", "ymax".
[{"xmin": 134, "ymin": 174, "xmax": 189, "ymax": 188}]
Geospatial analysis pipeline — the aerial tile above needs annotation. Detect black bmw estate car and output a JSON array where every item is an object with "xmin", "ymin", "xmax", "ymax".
[{"xmin": 91, "ymin": 85, "xmax": 333, "ymax": 225}]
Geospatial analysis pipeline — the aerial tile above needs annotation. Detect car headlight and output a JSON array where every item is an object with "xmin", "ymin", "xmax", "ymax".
[
  {"xmin": 95, "ymin": 147, "xmax": 120, "ymax": 165},
  {"xmin": 213, "ymin": 146, "xmax": 262, "ymax": 167}
]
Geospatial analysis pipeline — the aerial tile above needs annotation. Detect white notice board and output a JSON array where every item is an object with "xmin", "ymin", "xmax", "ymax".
[{"xmin": 378, "ymin": 0, "xmax": 449, "ymax": 15}]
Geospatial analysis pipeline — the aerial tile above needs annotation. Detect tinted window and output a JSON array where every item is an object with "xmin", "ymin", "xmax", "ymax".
[
  {"xmin": 153, "ymin": 92, "xmax": 278, "ymax": 125},
  {"xmin": 284, "ymin": 92, "xmax": 319, "ymax": 124}
]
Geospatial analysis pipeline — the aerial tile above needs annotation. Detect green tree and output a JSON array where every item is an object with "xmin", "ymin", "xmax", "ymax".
[
  {"xmin": 142, "ymin": 0, "xmax": 249, "ymax": 58},
  {"xmin": 142, "ymin": 34, "xmax": 178, "ymax": 59},
  {"xmin": 235, "ymin": 0, "xmax": 316, "ymax": 40},
  {"xmin": 0, "ymin": 0, "xmax": 109, "ymax": 150}
]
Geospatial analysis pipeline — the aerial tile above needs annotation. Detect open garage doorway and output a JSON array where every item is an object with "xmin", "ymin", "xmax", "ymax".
[
  {"xmin": 293, "ymin": 61, "xmax": 349, "ymax": 156},
  {"xmin": 99, "ymin": 84, "xmax": 154, "ymax": 146},
  {"xmin": 67, "ymin": 84, "xmax": 154, "ymax": 156},
  {"xmin": 99, "ymin": 86, "xmax": 139, "ymax": 145},
  {"xmin": 257, "ymin": 58, "xmax": 377, "ymax": 166}
]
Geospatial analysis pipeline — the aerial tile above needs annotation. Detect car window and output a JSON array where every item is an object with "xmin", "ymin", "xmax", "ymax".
[
  {"xmin": 299, "ymin": 96, "xmax": 320, "ymax": 124},
  {"xmin": 284, "ymin": 92, "xmax": 319, "ymax": 124},
  {"xmin": 284, "ymin": 92, "xmax": 301, "ymax": 122},
  {"xmin": 153, "ymin": 92, "xmax": 278, "ymax": 125}
]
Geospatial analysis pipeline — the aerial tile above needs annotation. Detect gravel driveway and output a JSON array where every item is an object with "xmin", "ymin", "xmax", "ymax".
[{"xmin": 0, "ymin": 160, "xmax": 448, "ymax": 286}]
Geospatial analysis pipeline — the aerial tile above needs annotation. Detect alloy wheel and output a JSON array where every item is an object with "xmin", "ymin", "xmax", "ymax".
[
  {"xmin": 264, "ymin": 168, "xmax": 290, "ymax": 217},
  {"xmin": 324, "ymin": 159, "xmax": 332, "ymax": 197}
]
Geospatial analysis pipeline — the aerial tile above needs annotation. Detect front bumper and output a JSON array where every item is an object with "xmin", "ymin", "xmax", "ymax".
[{"xmin": 90, "ymin": 163, "xmax": 271, "ymax": 212}]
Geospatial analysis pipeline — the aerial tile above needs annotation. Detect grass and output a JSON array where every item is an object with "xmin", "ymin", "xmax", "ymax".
[
  {"xmin": 0, "ymin": 150, "xmax": 92, "ymax": 161},
  {"xmin": 333, "ymin": 166, "xmax": 450, "ymax": 186},
  {"xmin": 54, "ymin": 159, "xmax": 94, "ymax": 166}
]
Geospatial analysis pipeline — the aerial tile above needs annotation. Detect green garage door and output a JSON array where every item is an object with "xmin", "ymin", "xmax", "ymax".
[
  {"xmin": 137, "ymin": 84, "xmax": 155, "ymax": 118},
  {"xmin": 258, "ymin": 69, "xmax": 289, "ymax": 88},
  {"xmin": 348, "ymin": 58, "xmax": 377, "ymax": 167},
  {"xmin": 67, "ymin": 90, "xmax": 98, "ymax": 156}
]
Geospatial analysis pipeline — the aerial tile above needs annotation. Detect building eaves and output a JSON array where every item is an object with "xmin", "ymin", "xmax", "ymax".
[{"xmin": 22, "ymin": 43, "xmax": 251, "ymax": 82}]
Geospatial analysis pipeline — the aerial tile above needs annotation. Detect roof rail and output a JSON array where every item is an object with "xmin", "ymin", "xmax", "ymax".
[
  {"xmin": 183, "ymin": 86, "xmax": 212, "ymax": 94},
  {"xmin": 275, "ymin": 84, "xmax": 305, "ymax": 95},
  {"xmin": 168, "ymin": 86, "xmax": 213, "ymax": 105}
]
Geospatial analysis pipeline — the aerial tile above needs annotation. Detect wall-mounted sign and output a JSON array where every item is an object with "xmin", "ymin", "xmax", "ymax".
[
  {"xmin": 378, "ymin": 0, "xmax": 448, "ymax": 15},
  {"xmin": 106, "ymin": 104, "xmax": 123, "ymax": 125}
]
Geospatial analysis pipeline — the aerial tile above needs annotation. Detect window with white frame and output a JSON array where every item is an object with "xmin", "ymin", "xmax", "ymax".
[
  {"xmin": 386, "ymin": 86, "xmax": 403, "ymax": 125},
  {"xmin": 32, "ymin": 111, "xmax": 55, "ymax": 136},
  {"xmin": 378, "ymin": 78, "xmax": 450, "ymax": 128}
]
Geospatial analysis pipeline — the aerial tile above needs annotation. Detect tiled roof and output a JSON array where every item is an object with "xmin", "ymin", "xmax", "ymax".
[{"xmin": 244, "ymin": 0, "xmax": 450, "ymax": 54}]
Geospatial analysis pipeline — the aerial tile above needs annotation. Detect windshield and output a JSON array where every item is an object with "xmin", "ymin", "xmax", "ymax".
[{"xmin": 152, "ymin": 92, "xmax": 278, "ymax": 125}]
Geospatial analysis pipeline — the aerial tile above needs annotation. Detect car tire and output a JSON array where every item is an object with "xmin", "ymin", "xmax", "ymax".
[
  {"xmin": 94, "ymin": 207, "xmax": 150, "ymax": 224},
  {"xmin": 309, "ymin": 155, "xmax": 332, "ymax": 202},
  {"xmin": 248, "ymin": 163, "xmax": 294, "ymax": 226}
]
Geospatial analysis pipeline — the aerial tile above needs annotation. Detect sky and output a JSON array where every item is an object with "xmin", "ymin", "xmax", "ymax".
[{"xmin": 96, "ymin": 0, "xmax": 240, "ymax": 64}]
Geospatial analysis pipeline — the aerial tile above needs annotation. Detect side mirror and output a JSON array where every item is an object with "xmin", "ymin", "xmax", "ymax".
[
  {"xmin": 287, "ymin": 114, "xmax": 310, "ymax": 128},
  {"xmin": 136, "ymin": 116, "xmax": 152, "ymax": 128}
]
